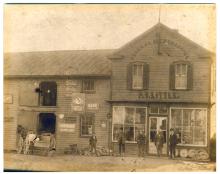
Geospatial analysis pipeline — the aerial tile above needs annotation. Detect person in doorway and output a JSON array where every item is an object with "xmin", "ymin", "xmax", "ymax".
[
  {"xmin": 137, "ymin": 130, "xmax": 146, "ymax": 157},
  {"xmin": 89, "ymin": 133, "xmax": 98, "ymax": 156},
  {"xmin": 117, "ymin": 127, "xmax": 126, "ymax": 157},
  {"xmin": 169, "ymin": 128, "xmax": 178, "ymax": 159},
  {"xmin": 154, "ymin": 129, "xmax": 165, "ymax": 157}
]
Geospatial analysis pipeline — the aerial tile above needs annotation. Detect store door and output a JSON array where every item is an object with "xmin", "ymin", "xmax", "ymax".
[{"xmin": 148, "ymin": 117, "xmax": 167, "ymax": 155}]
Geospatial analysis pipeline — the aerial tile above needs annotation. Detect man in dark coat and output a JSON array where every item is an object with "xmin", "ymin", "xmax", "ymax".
[
  {"xmin": 155, "ymin": 130, "xmax": 164, "ymax": 157},
  {"xmin": 137, "ymin": 130, "xmax": 146, "ymax": 157},
  {"xmin": 117, "ymin": 127, "xmax": 126, "ymax": 157},
  {"xmin": 169, "ymin": 128, "xmax": 178, "ymax": 159},
  {"xmin": 89, "ymin": 133, "xmax": 97, "ymax": 156}
]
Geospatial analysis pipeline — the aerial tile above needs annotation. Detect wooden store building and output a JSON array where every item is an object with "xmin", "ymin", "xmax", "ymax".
[{"xmin": 4, "ymin": 23, "xmax": 215, "ymax": 158}]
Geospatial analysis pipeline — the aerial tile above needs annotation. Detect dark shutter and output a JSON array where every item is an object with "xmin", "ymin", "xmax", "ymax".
[
  {"xmin": 169, "ymin": 64, "xmax": 175, "ymax": 90},
  {"xmin": 187, "ymin": 63, "xmax": 193, "ymax": 90},
  {"xmin": 127, "ymin": 63, "xmax": 133, "ymax": 90},
  {"xmin": 19, "ymin": 82, "xmax": 39, "ymax": 106},
  {"xmin": 143, "ymin": 63, "xmax": 149, "ymax": 90}
]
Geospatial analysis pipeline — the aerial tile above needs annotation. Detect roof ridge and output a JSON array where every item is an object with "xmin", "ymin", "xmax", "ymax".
[{"xmin": 4, "ymin": 49, "xmax": 116, "ymax": 54}]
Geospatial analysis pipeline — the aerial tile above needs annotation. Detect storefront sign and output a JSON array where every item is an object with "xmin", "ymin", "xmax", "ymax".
[
  {"xmin": 87, "ymin": 103, "xmax": 99, "ymax": 110},
  {"xmin": 59, "ymin": 123, "xmax": 76, "ymax": 133},
  {"xmin": 138, "ymin": 91, "xmax": 180, "ymax": 100}
]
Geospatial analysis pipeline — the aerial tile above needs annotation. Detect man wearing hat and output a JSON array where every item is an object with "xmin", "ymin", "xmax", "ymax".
[
  {"xmin": 169, "ymin": 128, "xmax": 178, "ymax": 159},
  {"xmin": 89, "ymin": 133, "xmax": 98, "ymax": 156}
]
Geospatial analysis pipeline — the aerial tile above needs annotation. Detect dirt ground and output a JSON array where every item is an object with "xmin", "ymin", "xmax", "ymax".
[{"xmin": 4, "ymin": 152, "xmax": 216, "ymax": 172}]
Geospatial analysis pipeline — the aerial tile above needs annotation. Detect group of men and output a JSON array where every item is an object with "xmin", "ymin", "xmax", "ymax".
[{"xmin": 117, "ymin": 127, "xmax": 178, "ymax": 159}]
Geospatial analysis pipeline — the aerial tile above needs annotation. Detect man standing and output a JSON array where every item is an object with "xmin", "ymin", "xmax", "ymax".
[
  {"xmin": 154, "ymin": 129, "xmax": 164, "ymax": 157},
  {"xmin": 118, "ymin": 127, "xmax": 125, "ymax": 157},
  {"xmin": 137, "ymin": 130, "xmax": 146, "ymax": 157},
  {"xmin": 89, "ymin": 133, "xmax": 97, "ymax": 156},
  {"xmin": 169, "ymin": 128, "xmax": 178, "ymax": 159}
]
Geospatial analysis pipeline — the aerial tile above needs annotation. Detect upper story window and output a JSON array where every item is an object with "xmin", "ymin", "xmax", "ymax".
[
  {"xmin": 82, "ymin": 79, "xmax": 95, "ymax": 93},
  {"xmin": 132, "ymin": 64, "xmax": 144, "ymax": 89},
  {"xmin": 39, "ymin": 81, "xmax": 57, "ymax": 106},
  {"xmin": 175, "ymin": 64, "xmax": 187, "ymax": 89},
  {"xmin": 170, "ymin": 62, "xmax": 193, "ymax": 90},
  {"xmin": 127, "ymin": 62, "xmax": 149, "ymax": 90}
]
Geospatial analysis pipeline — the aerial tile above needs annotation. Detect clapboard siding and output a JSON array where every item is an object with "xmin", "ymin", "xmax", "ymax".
[
  {"xmin": 4, "ymin": 78, "xmax": 111, "ymax": 151},
  {"xmin": 111, "ymin": 54, "xmax": 211, "ymax": 103},
  {"xmin": 4, "ymin": 79, "xmax": 19, "ymax": 150}
]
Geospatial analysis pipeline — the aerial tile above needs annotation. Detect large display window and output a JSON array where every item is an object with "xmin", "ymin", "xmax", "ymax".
[
  {"xmin": 170, "ymin": 108, "xmax": 207, "ymax": 146},
  {"xmin": 112, "ymin": 106, "xmax": 147, "ymax": 143}
]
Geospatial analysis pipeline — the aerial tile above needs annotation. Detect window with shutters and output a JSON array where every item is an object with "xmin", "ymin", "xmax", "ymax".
[
  {"xmin": 127, "ymin": 62, "xmax": 149, "ymax": 90},
  {"xmin": 170, "ymin": 61, "xmax": 193, "ymax": 90},
  {"xmin": 81, "ymin": 113, "xmax": 94, "ymax": 136},
  {"xmin": 39, "ymin": 81, "xmax": 57, "ymax": 106}
]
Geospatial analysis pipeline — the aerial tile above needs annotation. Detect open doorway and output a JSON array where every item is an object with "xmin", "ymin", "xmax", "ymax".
[{"xmin": 38, "ymin": 113, "xmax": 56, "ymax": 134}]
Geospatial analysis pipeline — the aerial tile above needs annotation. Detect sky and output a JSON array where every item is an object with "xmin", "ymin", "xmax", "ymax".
[{"xmin": 4, "ymin": 4, "xmax": 216, "ymax": 52}]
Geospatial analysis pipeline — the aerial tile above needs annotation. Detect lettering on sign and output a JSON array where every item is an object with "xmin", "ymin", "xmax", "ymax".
[
  {"xmin": 87, "ymin": 103, "xmax": 99, "ymax": 110},
  {"xmin": 64, "ymin": 117, "xmax": 77, "ymax": 123},
  {"xmin": 138, "ymin": 91, "xmax": 180, "ymax": 100}
]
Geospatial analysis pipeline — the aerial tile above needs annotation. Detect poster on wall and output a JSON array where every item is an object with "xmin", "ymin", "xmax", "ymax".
[{"xmin": 71, "ymin": 93, "xmax": 85, "ymax": 112}]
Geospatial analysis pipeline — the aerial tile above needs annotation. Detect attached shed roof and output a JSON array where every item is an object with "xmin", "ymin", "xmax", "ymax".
[{"xmin": 4, "ymin": 49, "xmax": 114, "ymax": 77}]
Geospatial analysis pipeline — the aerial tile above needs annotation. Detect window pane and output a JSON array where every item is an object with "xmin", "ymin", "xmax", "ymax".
[
  {"xmin": 40, "ymin": 81, "xmax": 57, "ymax": 106},
  {"xmin": 135, "ymin": 108, "xmax": 146, "ymax": 124},
  {"xmin": 81, "ymin": 115, "xmax": 93, "ymax": 136},
  {"xmin": 150, "ymin": 118, "xmax": 157, "ymax": 129},
  {"xmin": 125, "ymin": 107, "xmax": 135, "ymax": 124},
  {"xmin": 171, "ymin": 109, "xmax": 182, "ymax": 127},
  {"xmin": 133, "ymin": 65, "xmax": 138, "ymax": 76},
  {"xmin": 83, "ymin": 80, "xmax": 94, "ymax": 91},
  {"xmin": 132, "ymin": 64, "xmax": 143, "ymax": 89},
  {"xmin": 125, "ymin": 126, "xmax": 134, "ymax": 141},
  {"xmin": 182, "ymin": 64, "xmax": 187, "ymax": 75},
  {"xmin": 135, "ymin": 125, "xmax": 145, "ymax": 135},
  {"xmin": 176, "ymin": 64, "xmax": 181, "ymax": 75},
  {"xmin": 159, "ymin": 106, "xmax": 168, "ymax": 114},
  {"xmin": 194, "ymin": 109, "xmax": 207, "ymax": 145},
  {"xmin": 150, "ymin": 131, "xmax": 156, "ymax": 142},
  {"xmin": 150, "ymin": 106, "xmax": 158, "ymax": 114},
  {"xmin": 113, "ymin": 107, "xmax": 124, "ymax": 124},
  {"xmin": 113, "ymin": 124, "xmax": 123, "ymax": 142}
]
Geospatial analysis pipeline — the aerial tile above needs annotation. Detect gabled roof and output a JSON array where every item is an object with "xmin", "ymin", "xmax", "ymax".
[
  {"xmin": 4, "ymin": 49, "xmax": 114, "ymax": 77},
  {"xmin": 109, "ymin": 22, "xmax": 214, "ymax": 59}
]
